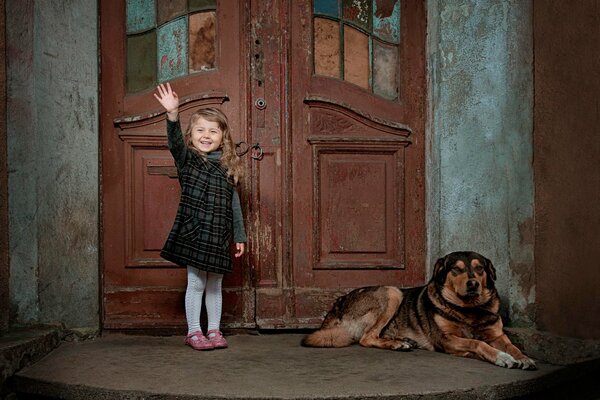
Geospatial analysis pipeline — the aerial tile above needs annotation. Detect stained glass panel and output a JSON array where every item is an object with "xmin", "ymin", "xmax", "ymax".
[
  {"xmin": 189, "ymin": 0, "xmax": 216, "ymax": 11},
  {"xmin": 373, "ymin": 40, "xmax": 398, "ymax": 99},
  {"xmin": 189, "ymin": 12, "xmax": 216, "ymax": 72},
  {"xmin": 343, "ymin": 0, "xmax": 371, "ymax": 31},
  {"xmin": 157, "ymin": 0, "xmax": 187, "ymax": 26},
  {"xmin": 314, "ymin": 0, "xmax": 339, "ymax": 18},
  {"xmin": 343, "ymin": 25, "xmax": 370, "ymax": 89},
  {"xmin": 127, "ymin": 31, "xmax": 157, "ymax": 92},
  {"xmin": 314, "ymin": 18, "xmax": 341, "ymax": 78},
  {"xmin": 126, "ymin": 0, "xmax": 156, "ymax": 34},
  {"xmin": 373, "ymin": 0, "xmax": 400, "ymax": 43},
  {"xmin": 158, "ymin": 17, "xmax": 189, "ymax": 82}
]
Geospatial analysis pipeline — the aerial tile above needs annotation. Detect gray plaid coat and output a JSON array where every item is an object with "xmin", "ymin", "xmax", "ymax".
[{"xmin": 160, "ymin": 120, "xmax": 235, "ymax": 274}]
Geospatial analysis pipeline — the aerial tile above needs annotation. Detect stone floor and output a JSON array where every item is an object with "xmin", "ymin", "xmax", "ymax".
[{"xmin": 6, "ymin": 330, "xmax": 600, "ymax": 400}]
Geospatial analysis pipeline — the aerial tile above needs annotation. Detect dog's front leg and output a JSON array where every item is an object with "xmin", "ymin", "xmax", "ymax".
[
  {"xmin": 441, "ymin": 335, "xmax": 525, "ymax": 369},
  {"xmin": 486, "ymin": 333, "xmax": 537, "ymax": 370}
]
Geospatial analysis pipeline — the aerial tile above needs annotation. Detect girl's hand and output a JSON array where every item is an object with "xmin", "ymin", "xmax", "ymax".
[
  {"xmin": 153, "ymin": 83, "xmax": 179, "ymax": 120},
  {"xmin": 234, "ymin": 243, "xmax": 245, "ymax": 258}
]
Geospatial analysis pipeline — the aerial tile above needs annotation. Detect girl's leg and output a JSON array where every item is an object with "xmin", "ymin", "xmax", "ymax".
[
  {"xmin": 185, "ymin": 267, "xmax": 207, "ymax": 334},
  {"xmin": 205, "ymin": 272, "xmax": 228, "ymax": 348},
  {"xmin": 205, "ymin": 272, "xmax": 223, "ymax": 332}
]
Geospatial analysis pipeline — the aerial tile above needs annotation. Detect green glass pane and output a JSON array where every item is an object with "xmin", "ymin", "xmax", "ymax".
[
  {"xmin": 314, "ymin": 0, "xmax": 339, "ymax": 18},
  {"xmin": 126, "ymin": 0, "xmax": 156, "ymax": 33},
  {"xmin": 373, "ymin": 40, "xmax": 398, "ymax": 100},
  {"xmin": 373, "ymin": 0, "xmax": 400, "ymax": 43},
  {"xmin": 127, "ymin": 31, "xmax": 157, "ymax": 92},
  {"xmin": 189, "ymin": 0, "xmax": 216, "ymax": 12},
  {"xmin": 343, "ymin": 0, "xmax": 371, "ymax": 31},
  {"xmin": 158, "ymin": 17, "xmax": 189, "ymax": 82},
  {"xmin": 158, "ymin": 0, "xmax": 188, "ymax": 26}
]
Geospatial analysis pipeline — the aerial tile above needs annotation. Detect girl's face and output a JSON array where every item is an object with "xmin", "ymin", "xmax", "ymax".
[{"xmin": 190, "ymin": 117, "xmax": 223, "ymax": 153}]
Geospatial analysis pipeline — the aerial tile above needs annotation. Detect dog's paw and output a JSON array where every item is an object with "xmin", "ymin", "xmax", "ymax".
[
  {"xmin": 494, "ymin": 351, "xmax": 522, "ymax": 369},
  {"xmin": 518, "ymin": 357, "xmax": 537, "ymax": 370},
  {"xmin": 391, "ymin": 338, "xmax": 417, "ymax": 351}
]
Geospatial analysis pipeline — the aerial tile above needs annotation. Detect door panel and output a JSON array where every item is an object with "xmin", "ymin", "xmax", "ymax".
[
  {"xmin": 281, "ymin": 0, "xmax": 426, "ymax": 326},
  {"xmin": 101, "ymin": 0, "xmax": 252, "ymax": 330}
]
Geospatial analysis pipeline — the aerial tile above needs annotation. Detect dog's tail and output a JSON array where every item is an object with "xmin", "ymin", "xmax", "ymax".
[{"xmin": 301, "ymin": 326, "xmax": 355, "ymax": 348}]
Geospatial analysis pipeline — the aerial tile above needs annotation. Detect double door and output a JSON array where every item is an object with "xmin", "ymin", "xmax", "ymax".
[{"xmin": 101, "ymin": 0, "xmax": 425, "ymax": 330}]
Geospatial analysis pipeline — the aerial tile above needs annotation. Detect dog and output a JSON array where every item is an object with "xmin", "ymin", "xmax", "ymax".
[{"xmin": 302, "ymin": 251, "xmax": 536, "ymax": 370}]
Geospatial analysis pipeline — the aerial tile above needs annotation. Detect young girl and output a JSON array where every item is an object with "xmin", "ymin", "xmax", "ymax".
[{"xmin": 154, "ymin": 83, "xmax": 246, "ymax": 351}]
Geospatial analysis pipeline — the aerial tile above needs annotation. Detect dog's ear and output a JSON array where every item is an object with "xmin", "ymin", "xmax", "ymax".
[
  {"xmin": 483, "ymin": 256, "xmax": 497, "ymax": 287},
  {"xmin": 433, "ymin": 257, "xmax": 448, "ymax": 285}
]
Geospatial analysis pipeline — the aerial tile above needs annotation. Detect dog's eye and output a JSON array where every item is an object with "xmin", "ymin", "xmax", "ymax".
[
  {"xmin": 474, "ymin": 266, "xmax": 484, "ymax": 273},
  {"xmin": 451, "ymin": 266, "xmax": 463, "ymax": 274}
]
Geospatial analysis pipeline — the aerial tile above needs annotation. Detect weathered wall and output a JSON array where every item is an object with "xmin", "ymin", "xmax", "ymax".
[
  {"xmin": 534, "ymin": 0, "xmax": 600, "ymax": 339},
  {"xmin": 7, "ymin": 0, "xmax": 99, "ymax": 328},
  {"xmin": 427, "ymin": 0, "xmax": 534, "ymax": 325},
  {"xmin": 0, "ymin": 0, "xmax": 8, "ymax": 333}
]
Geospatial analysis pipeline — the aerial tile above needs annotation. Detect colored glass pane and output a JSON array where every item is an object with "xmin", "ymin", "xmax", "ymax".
[
  {"xmin": 314, "ymin": 18, "xmax": 341, "ymax": 78},
  {"xmin": 314, "ymin": 0, "xmax": 339, "ymax": 18},
  {"xmin": 373, "ymin": 0, "xmax": 400, "ymax": 43},
  {"xmin": 189, "ymin": 0, "xmax": 216, "ymax": 11},
  {"xmin": 343, "ymin": 25, "xmax": 370, "ymax": 89},
  {"xmin": 158, "ymin": 17, "xmax": 189, "ymax": 82},
  {"xmin": 189, "ymin": 12, "xmax": 217, "ymax": 72},
  {"xmin": 343, "ymin": 0, "xmax": 371, "ymax": 31},
  {"xmin": 126, "ymin": 0, "xmax": 156, "ymax": 33},
  {"xmin": 127, "ymin": 31, "xmax": 157, "ymax": 92},
  {"xmin": 373, "ymin": 40, "xmax": 398, "ymax": 100},
  {"xmin": 157, "ymin": 0, "xmax": 188, "ymax": 26}
]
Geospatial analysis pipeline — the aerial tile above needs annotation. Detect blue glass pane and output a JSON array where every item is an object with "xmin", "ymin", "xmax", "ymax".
[
  {"xmin": 373, "ymin": 0, "xmax": 400, "ymax": 43},
  {"xmin": 126, "ymin": 0, "xmax": 156, "ymax": 33},
  {"xmin": 314, "ymin": 0, "xmax": 339, "ymax": 18},
  {"xmin": 158, "ymin": 17, "xmax": 189, "ymax": 82}
]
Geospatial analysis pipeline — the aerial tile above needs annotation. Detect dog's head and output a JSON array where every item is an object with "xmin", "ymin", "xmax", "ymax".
[{"xmin": 432, "ymin": 251, "xmax": 497, "ymax": 306}]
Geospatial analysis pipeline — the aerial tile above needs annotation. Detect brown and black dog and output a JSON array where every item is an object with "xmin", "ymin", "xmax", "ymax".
[{"xmin": 302, "ymin": 251, "xmax": 536, "ymax": 370}]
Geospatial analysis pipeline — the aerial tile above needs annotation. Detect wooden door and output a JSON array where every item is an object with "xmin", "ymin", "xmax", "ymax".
[
  {"xmin": 253, "ymin": 0, "xmax": 426, "ymax": 328},
  {"xmin": 101, "ymin": 0, "xmax": 253, "ymax": 330},
  {"xmin": 101, "ymin": 0, "xmax": 425, "ymax": 331}
]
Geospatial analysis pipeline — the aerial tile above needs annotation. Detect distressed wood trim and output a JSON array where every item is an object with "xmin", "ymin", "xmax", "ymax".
[
  {"xmin": 304, "ymin": 95, "xmax": 412, "ymax": 136},
  {"xmin": 114, "ymin": 92, "xmax": 229, "ymax": 130}
]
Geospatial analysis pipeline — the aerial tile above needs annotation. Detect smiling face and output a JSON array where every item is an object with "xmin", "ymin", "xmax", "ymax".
[{"xmin": 189, "ymin": 117, "xmax": 223, "ymax": 153}]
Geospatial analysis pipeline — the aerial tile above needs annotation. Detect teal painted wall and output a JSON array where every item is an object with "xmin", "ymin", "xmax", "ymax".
[
  {"xmin": 427, "ymin": 0, "xmax": 535, "ymax": 325},
  {"xmin": 7, "ymin": 0, "xmax": 99, "ymax": 328}
]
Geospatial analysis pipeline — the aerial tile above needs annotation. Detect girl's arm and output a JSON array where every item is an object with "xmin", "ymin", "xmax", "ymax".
[
  {"xmin": 154, "ymin": 83, "xmax": 187, "ymax": 169},
  {"xmin": 232, "ymin": 189, "xmax": 246, "ymax": 257}
]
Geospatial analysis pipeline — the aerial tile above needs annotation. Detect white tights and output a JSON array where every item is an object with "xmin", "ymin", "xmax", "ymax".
[{"xmin": 185, "ymin": 267, "xmax": 223, "ymax": 335}]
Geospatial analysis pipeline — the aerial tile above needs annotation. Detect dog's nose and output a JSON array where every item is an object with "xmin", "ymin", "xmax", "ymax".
[{"xmin": 466, "ymin": 280, "xmax": 480, "ymax": 290}]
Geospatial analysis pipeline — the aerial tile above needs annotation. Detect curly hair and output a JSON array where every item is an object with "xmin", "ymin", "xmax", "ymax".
[{"xmin": 183, "ymin": 107, "xmax": 245, "ymax": 184}]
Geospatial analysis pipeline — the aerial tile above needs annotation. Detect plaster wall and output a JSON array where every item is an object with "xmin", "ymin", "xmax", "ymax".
[
  {"xmin": 534, "ymin": 0, "xmax": 600, "ymax": 339},
  {"xmin": 427, "ymin": 0, "xmax": 535, "ymax": 324},
  {"xmin": 7, "ymin": 0, "xmax": 99, "ymax": 328}
]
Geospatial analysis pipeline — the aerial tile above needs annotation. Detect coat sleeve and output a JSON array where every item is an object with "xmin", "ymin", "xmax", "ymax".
[
  {"xmin": 232, "ymin": 189, "xmax": 247, "ymax": 243},
  {"xmin": 167, "ymin": 119, "xmax": 188, "ymax": 171}
]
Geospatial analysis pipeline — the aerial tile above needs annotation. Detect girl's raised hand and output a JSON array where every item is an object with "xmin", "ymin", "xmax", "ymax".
[{"xmin": 154, "ymin": 83, "xmax": 179, "ymax": 114}]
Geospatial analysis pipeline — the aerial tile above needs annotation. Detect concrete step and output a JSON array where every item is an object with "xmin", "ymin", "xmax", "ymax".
[
  {"xmin": 0, "ymin": 326, "xmax": 61, "ymax": 398},
  {"xmin": 11, "ymin": 333, "xmax": 600, "ymax": 400}
]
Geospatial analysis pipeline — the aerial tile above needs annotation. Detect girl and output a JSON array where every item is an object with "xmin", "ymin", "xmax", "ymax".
[{"xmin": 154, "ymin": 83, "xmax": 246, "ymax": 351}]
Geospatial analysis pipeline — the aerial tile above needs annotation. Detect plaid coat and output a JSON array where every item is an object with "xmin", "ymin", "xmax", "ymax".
[{"xmin": 160, "ymin": 120, "xmax": 235, "ymax": 274}]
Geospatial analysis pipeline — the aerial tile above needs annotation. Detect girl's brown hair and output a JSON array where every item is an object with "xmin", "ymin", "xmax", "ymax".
[{"xmin": 184, "ymin": 107, "xmax": 245, "ymax": 184}]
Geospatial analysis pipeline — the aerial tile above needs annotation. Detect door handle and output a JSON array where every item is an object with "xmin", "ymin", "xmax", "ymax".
[{"xmin": 235, "ymin": 141, "xmax": 264, "ymax": 160}]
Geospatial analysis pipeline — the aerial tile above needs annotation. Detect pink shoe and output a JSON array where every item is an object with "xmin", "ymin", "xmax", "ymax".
[
  {"xmin": 207, "ymin": 329, "xmax": 228, "ymax": 349},
  {"xmin": 185, "ymin": 331, "xmax": 214, "ymax": 351}
]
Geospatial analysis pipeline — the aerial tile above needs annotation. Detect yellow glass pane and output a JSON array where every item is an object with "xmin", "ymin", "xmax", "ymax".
[
  {"xmin": 314, "ymin": 18, "xmax": 340, "ymax": 78},
  {"xmin": 343, "ymin": 25, "xmax": 369, "ymax": 89},
  {"xmin": 189, "ymin": 12, "xmax": 216, "ymax": 72}
]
